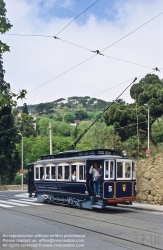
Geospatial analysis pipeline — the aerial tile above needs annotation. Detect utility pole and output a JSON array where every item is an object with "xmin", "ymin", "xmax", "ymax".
[
  {"xmin": 18, "ymin": 133, "xmax": 23, "ymax": 190},
  {"xmin": 144, "ymin": 104, "xmax": 150, "ymax": 156},
  {"xmin": 49, "ymin": 122, "xmax": 52, "ymax": 154}
]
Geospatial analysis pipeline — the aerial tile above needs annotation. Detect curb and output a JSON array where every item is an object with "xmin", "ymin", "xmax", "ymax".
[{"xmin": 118, "ymin": 204, "xmax": 163, "ymax": 212}]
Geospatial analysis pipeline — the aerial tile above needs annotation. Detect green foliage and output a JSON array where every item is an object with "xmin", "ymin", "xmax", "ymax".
[
  {"xmin": 152, "ymin": 119, "xmax": 163, "ymax": 143},
  {"xmin": 20, "ymin": 113, "xmax": 37, "ymax": 137},
  {"xmin": 87, "ymin": 111, "xmax": 96, "ymax": 120},
  {"xmin": 63, "ymin": 112, "xmax": 75, "ymax": 123},
  {"xmin": 12, "ymin": 169, "xmax": 28, "ymax": 185},
  {"xmin": 58, "ymin": 122, "xmax": 73, "ymax": 137},
  {"xmin": 76, "ymin": 122, "xmax": 122, "ymax": 150},
  {"xmin": 22, "ymin": 103, "xmax": 29, "ymax": 114},
  {"xmin": 95, "ymin": 111, "xmax": 104, "ymax": 122},
  {"xmin": 75, "ymin": 110, "xmax": 88, "ymax": 120}
]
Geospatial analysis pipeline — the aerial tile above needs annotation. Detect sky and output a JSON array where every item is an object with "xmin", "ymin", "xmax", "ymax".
[{"xmin": 2, "ymin": 0, "xmax": 163, "ymax": 106}]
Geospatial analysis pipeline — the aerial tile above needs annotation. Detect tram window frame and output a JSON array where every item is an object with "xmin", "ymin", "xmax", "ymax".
[
  {"xmin": 71, "ymin": 165, "xmax": 77, "ymax": 181},
  {"xmin": 51, "ymin": 165, "xmax": 56, "ymax": 180},
  {"xmin": 79, "ymin": 164, "xmax": 86, "ymax": 181},
  {"xmin": 35, "ymin": 167, "xmax": 40, "ymax": 180},
  {"xmin": 45, "ymin": 166, "xmax": 50, "ymax": 179},
  {"xmin": 104, "ymin": 160, "xmax": 115, "ymax": 180},
  {"xmin": 71, "ymin": 162, "xmax": 86, "ymax": 182},
  {"xmin": 57, "ymin": 165, "xmax": 63, "ymax": 180},
  {"xmin": 116, "ymin": 160, "xmax": 132, "ymax": 179},
  {"xmin": 44, "ymin": 164, "xmax": 56, "ymax": 180},
  {"xmin": 34, "ymin": 165, "xmax": 44, "ymax": 180},
  {"xmin": 64, "ymin": 165, "xmax": 70, "ymax": 180}
]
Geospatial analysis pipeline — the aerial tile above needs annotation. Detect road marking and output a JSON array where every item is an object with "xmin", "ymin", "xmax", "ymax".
[
  {"xmin": 0, "ymin": 204, "xmax": 14, "ymax": 208},
  {"xmin": 0, "ymin": 200, "xmax": 29, "ymax": 207},
  {"xmin": 15, "ymin": 193, "xmax": 29, "ymax": 198},
  {"xmin": 20, "ymin": 199, "xmax": 37, "ymax": 202},
  {"xmin": 9, "ymin": 199, "xmax": 44, "ymax": 206}
]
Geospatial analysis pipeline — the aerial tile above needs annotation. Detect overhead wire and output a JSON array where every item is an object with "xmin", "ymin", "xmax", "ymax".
[
  {"xmin": 101, "ymin": 11, "xmax": 163, "ymax": 52},
  {"xmin": 72, "ymin": 76, "xmax": 138, "ymax": 148},
  {"xmin": 4, "ymin": 10, "xmax": 163, "ymax": 94},
  {"xmin": 55, "ymin": 0, "xmax": 100, "ymax": 36},
  {"xmin": 5, "ymin": 0, "xmax": 100, "ymax": 38},
  {"xmin": 90, "ymin": 71, "xmax": 154, "ymax": 98},
  {"xmin": 27, "ymin": 10, "xmax": 163, "ymax": 93}
]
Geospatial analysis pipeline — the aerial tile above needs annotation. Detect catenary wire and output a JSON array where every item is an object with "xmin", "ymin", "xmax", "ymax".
[
  {"xmin": 101, "ymin": 11, "xmax": 163, "ymax": 52},
  {"xmin": 55, "ymin": 0, "xmax": 100, "ymax": 36},
  {"xmin": 5, "ymin": 1, "xmax": 99, "ymax": 38},
  {"xmin": 27, "ymin": 10, "xmax": 163, "ymax": 93},
  {"xmin": 86, "ymin": 71, "xmax": 153, "ymax": 98}
]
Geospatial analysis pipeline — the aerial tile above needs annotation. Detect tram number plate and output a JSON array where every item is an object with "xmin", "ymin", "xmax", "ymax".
[{"xmin": 108, "ymin": 186, "xmax": 112, "ymax": 192}]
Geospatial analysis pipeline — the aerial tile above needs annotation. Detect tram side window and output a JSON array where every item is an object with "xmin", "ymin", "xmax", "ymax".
[
  {"xmin": 125, "ymin": 162, "xmax": 131, "ymax": 178},
  {"xmin": 117, "ymin": 162, "xmax": 123, "ymax": 178},
  {"xmin": 71, "ymin": 165, "xmax": 76, "ymax": 181},
  {"xmin": 132, "ymin": 162, "xmax": 136, "ymax": 179},
  {"xmin": 58, "ymin": 166, "xmax": 62, "ymax": 180},
  {"xmin": 51, "ymin": 166, "xmax": 56, "ymax": 179},
  {"xmin": 40, "ymin": 167, "xmax": 44, "ymax": 179},
  {"xmin": 64, "ymin": 165, "xmax": 70, "ymax": 180},
  {"xmin": 35, "ymin": 167, "xmax": 39, "ymax": 179},
  {"xmin": 79, "ymin": 165, "xmax": 86, "ymax": 181},
  {"xmin": 45, "ymin": 167, "xmax": 50, "ymax": 179}
]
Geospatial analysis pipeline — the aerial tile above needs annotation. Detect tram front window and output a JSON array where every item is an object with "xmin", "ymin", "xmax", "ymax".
[
  {"xmin": 110, "ymin": 161, "xmax": 114, "ymax": 178},
  {"xmin": 125, "ymin": 162, "xmax": 131, "ymax": 178},
  {"xmin": 132, "ymin": 162, "xmax": 136, "ymax": 179},
  {"xmin": 117, "ymin": 162, "xmax": 123, "ymax": 178},
  {"xmin": 105, "ymin": 162, "xmax": 109, "ymax": 178}
]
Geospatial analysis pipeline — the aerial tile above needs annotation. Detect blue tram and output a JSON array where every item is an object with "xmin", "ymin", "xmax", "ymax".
[{"xmin": 27, "ymin": 148, "xmax": 136, "ymax": 209}]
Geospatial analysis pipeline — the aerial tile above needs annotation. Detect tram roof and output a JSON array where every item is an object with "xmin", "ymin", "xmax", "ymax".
[{"xmin": 39, "ymin": 148, "xmax": 123, "ymax": 161}]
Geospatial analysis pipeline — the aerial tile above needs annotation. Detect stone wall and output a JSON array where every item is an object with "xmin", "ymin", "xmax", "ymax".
[
  {"xmin": 0, "ymin": 185, "xmax": 27, "ymax": 190},
  {"xmin": 136, "ymin": 152, "xmax": 163, "ymax": 205}
]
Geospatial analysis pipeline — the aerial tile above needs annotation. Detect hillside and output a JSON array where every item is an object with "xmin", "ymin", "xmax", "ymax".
[{"xmin": 17, "ymin": 96, "xmax": 112, "ymax": 122}]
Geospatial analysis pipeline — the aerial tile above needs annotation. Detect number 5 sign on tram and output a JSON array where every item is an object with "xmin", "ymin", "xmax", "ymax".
[{"xmin": 108, "ymin": 186, "xmax": 112, "ymax": 192}]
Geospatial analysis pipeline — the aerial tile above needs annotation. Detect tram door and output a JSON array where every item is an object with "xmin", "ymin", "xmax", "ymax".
[
  {"xmin": 28, "ymin": 165, "xmax": 35, "ymax": 196},
  {"xmin": 87, "ymin": 160, "xmax": 103, "ymax": 195}
]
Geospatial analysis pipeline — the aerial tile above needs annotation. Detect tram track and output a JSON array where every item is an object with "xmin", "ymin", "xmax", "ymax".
[
  {"xmin": 0, "ymin": 195, "xmax": 162, "ymax": 235},
  {"xmin": 1, "ymin": 204, "xmax": 162, "ymax": 250}
]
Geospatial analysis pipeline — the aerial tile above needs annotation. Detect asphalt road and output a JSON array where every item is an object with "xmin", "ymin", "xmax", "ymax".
[{"xmin": 0, "ymin": 191, "xmax": 163, "ymax": 250}]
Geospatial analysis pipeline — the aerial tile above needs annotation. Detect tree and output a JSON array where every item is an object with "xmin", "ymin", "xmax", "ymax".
[
  {"xmin": 75, "ymin": 110, "xmax": 88, "ymax": 120},
  {"xmin": 22, "ymin": 103, "xmax": 29, "ymax": 114},
  {"xmin": 0, "ymin": 0, "xmax": 26, "ymax": 185},
  {"xmin": 0, "ymin": 0, "xmax": 26, "ymax": 107},
  {"xmin": 64, "ymin": 112, "xmax": 75, "ymax": 123},
  {"xmin": 130, "ymin": 74, "xmax": 163, "ymax": 149},
  {"xmin": 103, "ymin": 74, "xmax": 163, "ymax": 152},
  {"xmin": 19, "ymin": 113, "xmax": 37, "ymax": 137}
]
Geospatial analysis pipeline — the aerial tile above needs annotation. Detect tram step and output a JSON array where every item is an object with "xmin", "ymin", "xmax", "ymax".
[{"xmin": 92, "ymin": 205, "xmax": 104, "ymax": 209}]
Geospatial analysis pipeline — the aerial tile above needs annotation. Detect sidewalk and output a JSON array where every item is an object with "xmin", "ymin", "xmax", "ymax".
[{"xmin": 119, "ymin": 202, "xmax": 163, "ymax": 212}]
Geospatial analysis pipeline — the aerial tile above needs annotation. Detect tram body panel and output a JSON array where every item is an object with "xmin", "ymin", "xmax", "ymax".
[
  {"xmin": 34, "ymin": 180, "xmax": 88, "ymax": 196},
  {"xmin": 116, "ymin": 181, "xmax": 132, "ymax": 198}
]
